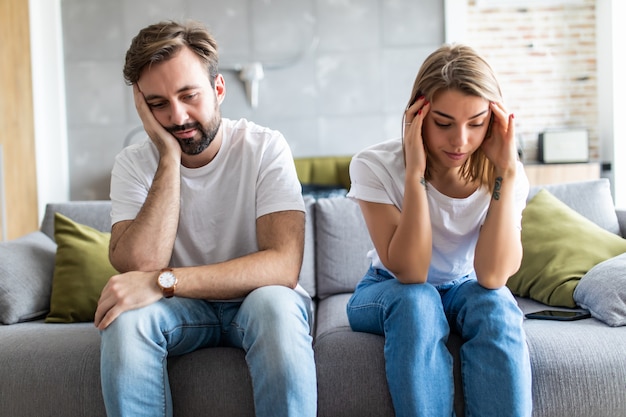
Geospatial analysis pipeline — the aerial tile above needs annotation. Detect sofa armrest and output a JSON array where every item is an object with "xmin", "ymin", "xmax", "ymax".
[{"xmin": 617, "ymin": 209, "xmax": 626, "ymax": 238}]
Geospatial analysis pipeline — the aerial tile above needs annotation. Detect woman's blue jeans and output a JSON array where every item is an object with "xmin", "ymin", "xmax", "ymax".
[
  {"xmin": 346, "ymin": 267, "xmax": 532, "ymax": 417},
  {"xmin": 100, "ymin": 285, "xmax": 317, "ymax": 417}
]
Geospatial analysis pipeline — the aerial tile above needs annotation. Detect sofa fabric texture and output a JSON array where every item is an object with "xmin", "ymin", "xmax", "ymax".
[{"xmin": 1, "ymin": 179, "xmax": 626, "ymax": 416}]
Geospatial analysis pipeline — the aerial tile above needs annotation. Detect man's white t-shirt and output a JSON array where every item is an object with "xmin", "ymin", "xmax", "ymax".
[
  {"xmin": 110, "ymin": 118, "xmax": 305, "ymax": 270},
  {"xmin": 347, "ymin": 137, "xmax": 529, "ymax": 286}
]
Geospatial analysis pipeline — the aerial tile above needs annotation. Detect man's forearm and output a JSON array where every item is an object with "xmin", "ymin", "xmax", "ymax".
[
  {"xmin": 157, "ymin": 210, "xmax": 305, "ymax": 299},
  {"xmin": 110, "ymin": 156, "xmax": 181, "ymax": 272}
]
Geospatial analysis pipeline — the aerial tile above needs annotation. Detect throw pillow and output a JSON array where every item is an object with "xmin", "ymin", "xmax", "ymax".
[
  {"xmin": 45, "ymin": 213, "xmax": 118, "ymax": 323},
  {"xmin": 574, "ymin": 253, "xmax": 626, "ymax": 326},
  {"xmin": 0, "ymin": 231, "xmax": 56, "ymax": 324},
  {"xmin": 507, "ymin": 189, "xmax": 626, "ymax": 307}
]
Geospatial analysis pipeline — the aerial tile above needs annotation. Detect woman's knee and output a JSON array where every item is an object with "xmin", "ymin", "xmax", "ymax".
[
  {"xmin": 460, "ymin": 281, "xmax": 520, "ymax": 314},
  {"xmin": 383, "ymin": 283, "xmax": 447, "ymax": 332},
  {"xmin": 457, "ymin": 282, "xmax": 525, "ymax": 338}
]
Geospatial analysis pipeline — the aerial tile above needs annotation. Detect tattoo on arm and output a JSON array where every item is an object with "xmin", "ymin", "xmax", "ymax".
[
  {"xmin": 493, "ymin": 176, "xmax": 503, "ymax": 200},
  {"xmin": 420, "ymin": 177, "xmax": 426, "ymax": 188}
]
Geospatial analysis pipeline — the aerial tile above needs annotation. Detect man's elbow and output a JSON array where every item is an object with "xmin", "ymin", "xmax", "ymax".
[
  {"xmin": 281, "ymin": 251, "xmax": 304, "ymax": 289},
  {"xmin": 109, "ymin": 248, "xmax": 163, "ymax": 273}
]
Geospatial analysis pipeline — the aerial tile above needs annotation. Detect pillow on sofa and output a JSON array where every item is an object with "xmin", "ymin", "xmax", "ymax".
[
  {"xmin": 45, "ymin": 213, "xmax": 118, "ymax": 323},
  {"xmin": 0, "ymin": 231, "xmax": 56, "ymax": 324},
  {"xmin": 507, "ymin": 189, "xmax": 626, "ymax": 307},
  {"xmin": 574, "ymin": 253, "xmax": 626, "ymax": 326}
]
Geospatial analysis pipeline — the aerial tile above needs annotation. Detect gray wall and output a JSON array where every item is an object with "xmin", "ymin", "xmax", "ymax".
[{"xmin": 60, "ymin": 0, "xmax": 444, "ymax": 200}]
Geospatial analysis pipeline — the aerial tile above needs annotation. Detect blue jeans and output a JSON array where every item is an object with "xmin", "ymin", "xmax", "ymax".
[
  {"xmin": 346, "ymin": 267, "xmax": 532, "ymax": 417},
  {"xmin": 100, "ymin": 285, "xmax": 317, "ymax": 417}
]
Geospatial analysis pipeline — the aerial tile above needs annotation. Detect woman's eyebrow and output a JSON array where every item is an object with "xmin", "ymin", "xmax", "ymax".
[{"xmin": 431, "ymin": 109, "xmax": 489, "ymax": 120}]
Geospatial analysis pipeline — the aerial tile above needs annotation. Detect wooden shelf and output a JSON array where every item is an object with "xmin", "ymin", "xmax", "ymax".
[{"xmin": 523, "ymin": 162, "xmax": 601, "ymax": 187}]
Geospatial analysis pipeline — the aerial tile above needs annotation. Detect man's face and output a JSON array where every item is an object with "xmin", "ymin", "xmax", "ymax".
[{"xmin": 137, "ymin": 46, "xmax": 225, "ymax": 156}]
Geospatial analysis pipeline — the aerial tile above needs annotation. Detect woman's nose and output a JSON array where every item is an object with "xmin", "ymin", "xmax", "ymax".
[{"xmin": 451, "ymin": 127, "xmax": 469, "ymax": 147}]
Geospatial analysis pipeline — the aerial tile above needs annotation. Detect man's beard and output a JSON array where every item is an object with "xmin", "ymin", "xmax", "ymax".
[{"xmin": 166, "ymin": 108, "xmax": 222, "ymax": 156}]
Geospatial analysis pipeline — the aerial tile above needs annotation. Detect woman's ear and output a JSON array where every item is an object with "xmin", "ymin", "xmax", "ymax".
[{"xmin": 484, "ymin": 112, "xmax": 494, "ymax": 140}]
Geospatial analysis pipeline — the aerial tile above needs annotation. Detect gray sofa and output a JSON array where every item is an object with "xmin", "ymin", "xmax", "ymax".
[{"xmin": 1, "ymin": 178, "xmax": 625, "ymax": 417}]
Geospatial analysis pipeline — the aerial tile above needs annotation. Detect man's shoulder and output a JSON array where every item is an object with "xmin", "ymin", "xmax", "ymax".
[
  {"xmin": 115, "ymin": 139, "xmax": 158, "ymax": 166},
  {"xmin": 223, "ymin": 118, "xmax": 287, "ymax": 154},
  {"xmin": 223, "ymin": 118, "xmax": 280, "ymax": 137}
]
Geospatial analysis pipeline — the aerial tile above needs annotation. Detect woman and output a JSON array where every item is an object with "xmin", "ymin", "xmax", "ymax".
[{"xmin": 346, "ymin": 44, "xmax": 532, "ymax": 417}]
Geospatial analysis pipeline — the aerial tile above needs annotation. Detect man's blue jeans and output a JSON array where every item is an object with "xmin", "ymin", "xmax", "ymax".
[
  {"xmin": 346, "ymin": 267, "xmax": 532, "ymax": 417},
  {"xmin": 100, "ymin": 285, "xmax": 317, "ymax": 417}
]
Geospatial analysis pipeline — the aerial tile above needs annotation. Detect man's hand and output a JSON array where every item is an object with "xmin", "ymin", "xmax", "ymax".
[
  {"xmin": 94, "ymin": 270, "xmax": 162, "ymax": 330},
  {"xmin": 133, "ymin": 83, "xmax": 182, "ymax": 161}
]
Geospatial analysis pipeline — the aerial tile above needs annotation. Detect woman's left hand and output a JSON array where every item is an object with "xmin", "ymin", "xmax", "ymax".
[{"xmin": 481, "ymin": 101, "xmax": 518, "ymax": 175}]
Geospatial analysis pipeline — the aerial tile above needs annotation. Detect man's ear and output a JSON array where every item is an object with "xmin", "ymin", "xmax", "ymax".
[{"xmin": 215, "ymin": 74, "xmax": 226, "ymax": 105}]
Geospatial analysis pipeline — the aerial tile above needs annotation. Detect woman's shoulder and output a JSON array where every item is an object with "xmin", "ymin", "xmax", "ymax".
[{"xmin": 353, "ymin": 137, "xmax": 403, "ymax": 164}]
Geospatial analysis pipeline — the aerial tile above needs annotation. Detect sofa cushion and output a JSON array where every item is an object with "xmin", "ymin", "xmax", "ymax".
[
  {"xmin": 574, "ymin": 253, "xmax": 626, "ymax": 326},
  {"xmin": 41, "ymin": 201, "xmax": 113, "ymax": 240},
  {"xmin": 314, "ymin": 197, "xmax": 373, "ymax": 299},
  {"xmin": 528, "ymin": 178, "xmax": 620, "ymax": 236},
  {"xmin": 507, "ymin": 188, "xmax": 626, "ymax": 307},
  {"xmin": 0, "ymin": 232, "xmax": 56, "ymax": 324},
  {"xmin": 294, "ymin": 156, "xmax": 352, "ymax": 190},
  {"xmin": 0, "ymin": 321, "xmax": 256, "ymax": 417},
  {"xmin": 299, "ymin": 197, "xmax": 316, "ymax": 297},
  {"xmin": 523, "ymin": 317, "xmax": 626, "ymax": 415},
  {"xmin": 46, "ymin": 213, "xmax": 118, "ymax": 323}
]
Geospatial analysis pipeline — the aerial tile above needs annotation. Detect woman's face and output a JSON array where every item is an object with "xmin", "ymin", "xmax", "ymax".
[{"xmin": 422, "ymin": 89, "xmax": 491, "ymax": 172}]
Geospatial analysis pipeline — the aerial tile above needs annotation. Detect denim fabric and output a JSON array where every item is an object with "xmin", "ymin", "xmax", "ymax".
[
  {"xmin": 100, "ymin": 285, "xmax": 317, "ymax": 417},
  {"xmin": 346, "ymin": 266, "xmax": 532, "ymax": 417}
]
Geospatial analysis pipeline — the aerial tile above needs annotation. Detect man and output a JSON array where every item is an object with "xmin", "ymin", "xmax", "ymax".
[{"xmin": 94, "ymin": 20, "xmax": 316, "ymax": 417}]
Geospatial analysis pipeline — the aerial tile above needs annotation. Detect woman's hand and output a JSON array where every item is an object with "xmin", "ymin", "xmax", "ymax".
[
  {"xmin": 481, "ymin": 101, "xmax": 518, "ymax": 175},
  {"xmin": 403, "ymin": 96, "xmax": 431, "ymax": 179},
  {"xmin": 133, "ymin": 84, "xmax": 182, "ymax": 162}
]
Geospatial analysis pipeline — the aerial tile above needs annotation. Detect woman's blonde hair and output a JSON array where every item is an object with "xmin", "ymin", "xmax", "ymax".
[{"xmin": 404, "ymin": 44, "xmax": 503, "ymax": 188}]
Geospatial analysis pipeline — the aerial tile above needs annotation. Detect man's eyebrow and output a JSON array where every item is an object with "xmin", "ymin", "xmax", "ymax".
[
  {"xmin": 432, "ymin": 109, "xmax": 489, "ymax": 120},
  {"xmin": 143, "ymin": 85, "xmax": 201, "ymax": 101}
]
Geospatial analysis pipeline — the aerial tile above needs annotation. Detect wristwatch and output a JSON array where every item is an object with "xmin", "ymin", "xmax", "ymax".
[{"xmin": 157, "ymin": 268, "xmax": 177, "ymax": 298}]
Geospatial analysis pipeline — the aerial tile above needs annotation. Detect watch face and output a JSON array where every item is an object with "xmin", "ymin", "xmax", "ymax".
[{"xmin": 158, "ymin": 271, "xmax": 176, "ymax": 288}]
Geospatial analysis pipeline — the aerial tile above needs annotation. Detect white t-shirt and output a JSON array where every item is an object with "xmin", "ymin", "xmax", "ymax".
[
  {"xmin": 347, "ymin": 137, "xmax": 529, "ymax": 285},
  {"xmin": 110, "ymin": 118, "xmax": 305, "ymax": 269}
]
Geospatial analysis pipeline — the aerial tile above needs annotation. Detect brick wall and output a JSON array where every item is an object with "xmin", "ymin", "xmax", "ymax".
[{"xmin": 465, "ymin": 0, "xmax": 597, "ymax": 162}]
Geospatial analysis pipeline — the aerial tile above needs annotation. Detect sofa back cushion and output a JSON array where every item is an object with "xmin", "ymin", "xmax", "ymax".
[
  {"xmin": 41, "ymin": 201, "xmax": 113, "ymax": 240},
  {"xmin": 315, "ymin": 197, "xmax": 373, "ymax": 299},
  {"xmin": 528, "ymin": 178, "xmax": 620, "ymax": 236},
  {"xmin": 300, "ymin": 197, "xmax": 316, "ymax": 297}
]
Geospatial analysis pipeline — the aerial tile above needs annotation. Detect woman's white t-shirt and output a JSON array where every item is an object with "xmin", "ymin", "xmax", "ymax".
[
  {"xmin": 347, "ymin": 137, "xmax": 529, "ymax": 286},
  {"xmin": 110, "ymin": 118, "xmax": 305, "ymax": 269}
]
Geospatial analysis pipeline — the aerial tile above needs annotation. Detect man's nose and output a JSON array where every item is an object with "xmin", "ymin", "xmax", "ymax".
[{"xmin": 169, "ymin": 101, "xmax": 189, "ymax": 126}]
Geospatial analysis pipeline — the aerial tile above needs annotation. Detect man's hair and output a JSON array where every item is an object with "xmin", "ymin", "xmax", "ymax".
[
  {"xmin": 123, "ymin": 20, "xmax": 219, "ymax": 87},
  {"xmin": 404, "ymin": 44, "xmax": 503, "ymax": 188}
]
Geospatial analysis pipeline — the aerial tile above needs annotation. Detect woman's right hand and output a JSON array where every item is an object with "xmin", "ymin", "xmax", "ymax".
[
  {"xmin": 133, "ymin": 84, "xmax": 182, "ymax": 162},
  {"xmin": 403, "ymin": 96, "xmax": 430, "ymax": 179}
]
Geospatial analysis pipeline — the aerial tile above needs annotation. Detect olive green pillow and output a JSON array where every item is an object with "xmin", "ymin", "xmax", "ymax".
[
  {"xmin": 507, "ymin": 189, "xmax": 626, "ymax": 307},
  {"xmin": 45, "ymin": 213, "xmax": 117, "ymax": 323}
]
